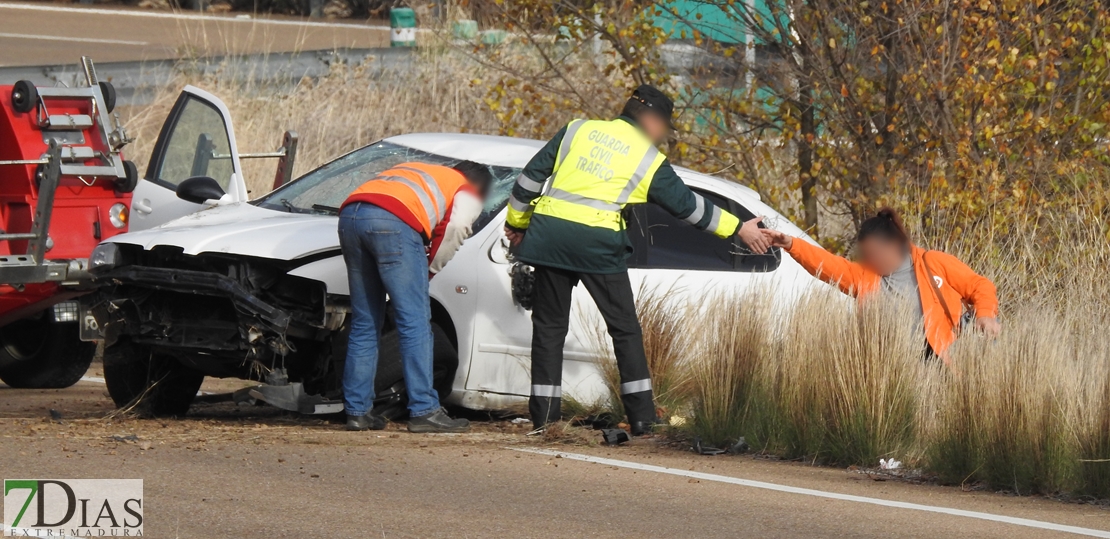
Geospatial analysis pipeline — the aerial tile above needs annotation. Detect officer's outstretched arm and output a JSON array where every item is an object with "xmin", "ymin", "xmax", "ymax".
[{"xmin": 646, "ymin": 161, "xmax": 742, "ymax": 239}]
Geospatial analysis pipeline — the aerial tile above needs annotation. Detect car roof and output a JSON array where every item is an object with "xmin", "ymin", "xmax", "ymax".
[
  {"xmin": 385, "ymin": 133, "xmax": 545, "ymax": 169},
  {"xmin": 386, "ymin": 132, "xmax": 762, "ymax": 201}
]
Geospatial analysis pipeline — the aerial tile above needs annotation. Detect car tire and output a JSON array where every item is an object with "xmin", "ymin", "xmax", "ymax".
[
  {"xmin": 0, "ymin": 314, "xmax": 95, "ymax": 389},
  {"xmin": 103, "ymin": 339, "xmax": 205, "ymax": 417},
  {"xmin": 375, "ymin": 322, "xmax": 458, "ymax": 402}
]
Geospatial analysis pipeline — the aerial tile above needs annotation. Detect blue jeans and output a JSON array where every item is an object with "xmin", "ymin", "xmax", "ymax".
[{"xmin": 338, "ymin": 202, "xmax": 439, "ymax": 418}]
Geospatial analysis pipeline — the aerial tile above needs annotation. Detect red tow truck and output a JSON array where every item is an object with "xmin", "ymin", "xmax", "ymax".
[{"xmin": 0, "ymin": 57, "xmax": 137, "ymax": 388}]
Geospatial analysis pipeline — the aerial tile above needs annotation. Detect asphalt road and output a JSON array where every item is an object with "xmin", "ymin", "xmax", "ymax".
[
  {"xmin": 2, "ymin": 373, "xmax": 1108, "ymax": 538},
  {"xmin": 0, "ymin": 1, "xmax": 390, "ymax": 67}
]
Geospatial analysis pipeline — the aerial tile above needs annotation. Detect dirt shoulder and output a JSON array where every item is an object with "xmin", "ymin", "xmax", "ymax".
[{"xmin": 2, "ymin": 377, "xmax": 1108, "ymax": 538}]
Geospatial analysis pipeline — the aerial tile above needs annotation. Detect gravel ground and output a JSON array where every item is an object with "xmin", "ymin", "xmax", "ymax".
[{"xmin": 2, "ymin": 369, "xmax": 1108, "ymax": 538}]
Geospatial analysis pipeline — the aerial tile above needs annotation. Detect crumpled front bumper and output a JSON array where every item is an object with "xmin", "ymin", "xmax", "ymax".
[{"xmin": 80, "ymin": 265, "xmax": 292, "ymax": 349}]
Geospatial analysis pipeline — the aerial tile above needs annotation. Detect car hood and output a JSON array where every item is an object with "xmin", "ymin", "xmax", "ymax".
[{"xmin": 108, "ymin": 202, "xmax": 339, "ymax": 261}]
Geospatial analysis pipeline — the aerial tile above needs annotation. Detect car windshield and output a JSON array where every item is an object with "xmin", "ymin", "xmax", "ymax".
[{"xmin": 254, "ymin": 141, "xmax": 521, "ymax": 232}]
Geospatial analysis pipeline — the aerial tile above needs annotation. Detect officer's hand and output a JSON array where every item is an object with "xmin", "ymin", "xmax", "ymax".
[
  {"xmin": 761, "ymin": 228, "xmax": 794, "ymax": 250},
  {"xmin": 738, "ymin": 217, "xmax": 770, "ymax": 254},
  {"xmin": 504, "ymin": 226, "xmax": 524, "ymax": 248}
]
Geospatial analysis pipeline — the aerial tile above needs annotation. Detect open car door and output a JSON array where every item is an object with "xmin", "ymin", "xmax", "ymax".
[{"xmin": 129, "ymin": 85, "xmax": 247, "ymax": 231}]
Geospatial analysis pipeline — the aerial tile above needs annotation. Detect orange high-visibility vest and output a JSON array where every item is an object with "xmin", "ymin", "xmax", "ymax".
[{"xmin": 343, "ymin": 162, "xmax": 471, "ymax": 238}]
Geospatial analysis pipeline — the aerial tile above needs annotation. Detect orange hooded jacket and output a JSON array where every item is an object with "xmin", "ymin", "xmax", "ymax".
[{"xmin": 785, "ymin": 240, "xmax": 999, "ymax": 356}]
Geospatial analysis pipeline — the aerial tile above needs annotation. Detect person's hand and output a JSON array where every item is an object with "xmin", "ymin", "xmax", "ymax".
[
  {"xmin": 504, "ymin": 226, "xmax": 524, "ymax": 249},
  {"xmin": 975, "ymin": 316, "xmax": 1001, "ymax": 338},
  {"xmin": 738, "ymin": 217, "xmax": 770, "ymax": 254},
  {"xmin": 760, "ymin": 228, "xmax": 794, "ymax": 250}
]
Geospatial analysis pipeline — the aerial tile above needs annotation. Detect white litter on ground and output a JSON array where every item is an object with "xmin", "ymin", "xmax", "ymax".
[{"xmin": 880, "ymin": 458, "xmax": 902, "ymax": 470}]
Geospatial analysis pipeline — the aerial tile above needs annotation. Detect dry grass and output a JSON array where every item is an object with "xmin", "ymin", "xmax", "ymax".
[
  {"xmin": 120, "ymin": 48, "xmax": 500, "ymax": 197},
  {"xmin": 612, "ymin": 283, "xmax": 1110, "ymax": 498}
]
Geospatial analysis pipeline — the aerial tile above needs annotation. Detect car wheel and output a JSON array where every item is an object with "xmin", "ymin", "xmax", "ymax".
[
  {"xmin": 376, "ymin": 322, "xmax": 458, "ymax": 402},
  {"xmin": 103, "ymin": 339, "xmax": 204, "ymax": 417},
  {"xmin": 326, "ymin": 320, "xmax": 458, "ymax": 417},
  {"xmin": 0, "ymin": 313, "xmax": 95, "ymax": 389}
]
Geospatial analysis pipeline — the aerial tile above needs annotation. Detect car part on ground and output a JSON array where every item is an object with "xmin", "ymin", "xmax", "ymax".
[{"xmin": 601, "ymin": 428, "xmax": 631, "ymax": 445}]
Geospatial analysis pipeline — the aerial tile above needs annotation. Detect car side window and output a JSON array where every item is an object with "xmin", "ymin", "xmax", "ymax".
[
  {"xmin": 624, "ymin": 189, "xmax": 781, "ymax": 272},
  {"xmin": 152, "ymin": 96, "xmax": 235, "ymax": 190}
]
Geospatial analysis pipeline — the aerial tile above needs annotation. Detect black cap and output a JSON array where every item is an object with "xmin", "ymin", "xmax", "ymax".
[{"xmin": 630, "ymin": 84, "xmax": 676, "ymax": 129}]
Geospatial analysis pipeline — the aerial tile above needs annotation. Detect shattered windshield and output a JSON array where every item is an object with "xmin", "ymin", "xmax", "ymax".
[{"xmin": 254, "ymin": 141, "xmax": 520, "ymax": 232}]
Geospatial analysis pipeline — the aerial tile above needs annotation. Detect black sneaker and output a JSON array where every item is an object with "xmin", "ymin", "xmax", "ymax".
[
  {"xmin": 346, "ymin": 413, "xmax": 387, "ymax": 431},
  {"xmin": 407, "ymin": 408, "xmax": 470, "ymax": 433}
]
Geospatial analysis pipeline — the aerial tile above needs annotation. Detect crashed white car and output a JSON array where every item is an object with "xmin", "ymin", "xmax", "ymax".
[{"xmin": 82, "ymin": 86, "xmax": 820, "ymax": 417}]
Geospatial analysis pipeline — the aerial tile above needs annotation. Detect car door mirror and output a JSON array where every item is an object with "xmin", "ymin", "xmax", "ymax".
[{"xmin": 177, "ymin": 176, "xmax": 226, "ymax": 204}]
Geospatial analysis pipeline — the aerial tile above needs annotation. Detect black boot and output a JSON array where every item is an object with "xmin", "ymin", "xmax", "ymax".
[
  {"xmin": 630, "ymin": 417, "xmax": 663, "ymax": 437},
  {"xmin": 407, "ymin": 408, "xmax": 470, "ymax": 433},
  {"xmin": 346, "ymin": 413, "xmax": 387, "ymax": 431}
]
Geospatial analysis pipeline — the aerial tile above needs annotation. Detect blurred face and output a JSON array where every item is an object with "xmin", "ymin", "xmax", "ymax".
[
  {"xmin": 639, "ymin": 112, "xmax": 671, "ymax": 145},
  {"xmin": 858, "ymin": 236, "xmax": 907, "ymax": 276}
]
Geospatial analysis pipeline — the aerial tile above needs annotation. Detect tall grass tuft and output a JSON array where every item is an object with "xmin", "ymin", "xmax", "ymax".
[
  {"xmin": 785, "ymin": 291, "xmax": 922, "ymax": 465},
  {"xmin": 676, "ymin": 287, "xmax": 1110, "ymax": 494},
  {"xmin": 686, "ymin": 289, "xmax": 775, "ymax": 449},
  {"xmin": 926, "ymin": 308, "xmax": 1110, "ymax": 495}
]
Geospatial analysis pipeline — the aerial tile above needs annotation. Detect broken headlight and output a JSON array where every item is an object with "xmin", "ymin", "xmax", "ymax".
[{"xmin": 89, "ymin": 242, "xmax": 122, "ymax": 274}]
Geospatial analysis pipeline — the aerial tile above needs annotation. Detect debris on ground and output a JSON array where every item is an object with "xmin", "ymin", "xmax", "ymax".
[
  {"xmin": 510, "ymin": 418, "xmax": 530, "ymax": 425},
  {"xmin": 600, "ymin": 428, "xmax": 630, "ymax": 446},
  {"xmin": 880, "ymin": 458, "xmax": 902, "ymax": 470},
  {"xmin": 693, "ymin": 436, "xmax": 749, "ymax": 456}
]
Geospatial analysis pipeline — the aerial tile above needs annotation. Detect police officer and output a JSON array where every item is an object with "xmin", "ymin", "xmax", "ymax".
[{"xmin": 504, "ymin": 85, "xmax": 771, "ymax": 434}]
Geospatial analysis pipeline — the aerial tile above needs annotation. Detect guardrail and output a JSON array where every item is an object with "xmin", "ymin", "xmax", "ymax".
[{"xmin": 0, "ymin": 47, "xmax": 413, "ymax": 107}]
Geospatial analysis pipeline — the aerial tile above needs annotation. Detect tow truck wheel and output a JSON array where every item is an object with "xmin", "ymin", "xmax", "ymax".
[
  {"xmin": 11, "ymin": 80, "xmax": 37, "ymax": 114},
  {"xmin": 0, "ymin": 314, "xmax": 96, "ymax": 389},
  {"xmin": 103, "ymin": 339, "xmax": 205, "ymax": 417},
  {"xmin": 98, "ymin": 81, "xmax": 117, "ymax": 113}
]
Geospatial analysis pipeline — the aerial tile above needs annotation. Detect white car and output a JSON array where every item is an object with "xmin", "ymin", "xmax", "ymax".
[{"xmin": 82, "ymin": 86, "xmax": 821, "ymax": 416}]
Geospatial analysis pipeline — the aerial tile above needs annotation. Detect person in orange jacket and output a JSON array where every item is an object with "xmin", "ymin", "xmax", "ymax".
[{"xmin": 761, "ymin": 208, "xmax": 1000, "ymax": 359}]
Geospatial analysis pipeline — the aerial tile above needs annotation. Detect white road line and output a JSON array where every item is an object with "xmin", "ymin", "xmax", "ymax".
[
  {"xmin": 0, "ymin": 32, "xmax": 147, "ymax": 46},
  {"xmin": 0, "ymin": 2, "xmax": 390, "ymax": 30},
  {"xmin": 80, "ymin": 376, "xmax": 105, "ymax": 384},
  {"xmin": 512, "ymin": 447, "xmax": 1110, "ymax": 538}
]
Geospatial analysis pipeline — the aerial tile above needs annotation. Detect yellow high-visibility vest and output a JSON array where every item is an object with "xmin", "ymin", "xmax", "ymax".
[{"xmin": 531, "ymin": 119, "xmax": 665, "ymax": 231}]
